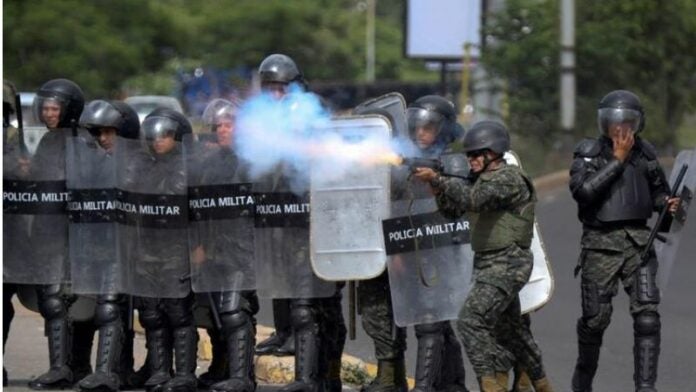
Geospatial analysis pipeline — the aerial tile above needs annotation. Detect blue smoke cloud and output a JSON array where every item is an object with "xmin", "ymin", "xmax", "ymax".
[{"xmin": 234, "ymin": 84, "xmax": 420, "ymax": 193}]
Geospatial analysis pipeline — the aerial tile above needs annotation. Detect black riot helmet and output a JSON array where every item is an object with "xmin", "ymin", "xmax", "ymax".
[
  {"xmin": 80, "ymin": 100, "xmax": 140, "ymax": 140},
  {"xmin": 33, "ymin": 78, "xmax": 85, "ymax": 129},
  {"xmin": 258, "ymin": 53, "xmax": 306, "ymax": 92},
  {"xmin": 142, "ymin": 107, "xmax": 192, "ymax": 142},
  {"xmin": 462, "ymin": 120, "xmax": 510, "ymax": 155},
  {"xmin": 202, "ymin": 98, "xmax": 237, "ymax": 132},
  {"xmin": 597, "ymin": 89, "xmax": 645, "ymax": 135},
  {"xmin": 407, "ymin": 95, "xmax": 463, "ymax": 151}
]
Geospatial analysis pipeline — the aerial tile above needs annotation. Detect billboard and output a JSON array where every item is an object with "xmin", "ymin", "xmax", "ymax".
[{"xmin": 404, "ymin": 0, "xmax": 482, "ymax": 60}]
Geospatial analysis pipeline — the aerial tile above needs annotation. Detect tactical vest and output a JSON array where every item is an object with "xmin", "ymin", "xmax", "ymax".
[
  {"xmin": 468, "ymin": 166, "xmax": 535, "ymax": 252},
  {"xmin": 595, "ymin": 155, "xmax": 653, "ymax": 222}
]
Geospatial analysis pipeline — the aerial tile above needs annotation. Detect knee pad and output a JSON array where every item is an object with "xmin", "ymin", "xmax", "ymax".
[
  {"xmin": 95, "ymin": 300, "xmax": 122, "ymax": 326},
  {"xmin": 291, "ymin": 304, "xmax": 315, "ymax": 330},
  {"xmin": 39, "ymin": 294, "xmax": 67, "ymax": 320},
  {"xmin": 220, "ymin": 310, "xmax": 251, "ymax": 332},
  {"xmin": 634, "ymin": 311, "xmax": 660, "ymax": 336}
]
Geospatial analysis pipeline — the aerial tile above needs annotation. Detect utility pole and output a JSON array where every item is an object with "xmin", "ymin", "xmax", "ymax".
[
  {"xmin": 560, "ymin": 0, "xmax": 576, "ymax": 132},
  {"xmin": 366, "ymin": 0, "xmax": 376, "ymax": 82}
]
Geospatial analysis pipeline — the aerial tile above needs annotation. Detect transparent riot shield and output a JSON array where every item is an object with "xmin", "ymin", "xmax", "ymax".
[
  {"xmin": 185, "ymin": 134, "xmax": 256, "ymax": 293},
  {"xmin": 503, "ymin": 151, "xmax": 555, "ymax": 313},
  {"xmin": 310, "ymin": 116, "xmax": 391, "ymax": 281},
  {"xmin": 116, "ymin": 138, "xmax": 190, "ymax": 298},
  {"xmin": 354, "ymin": 92, "xmax": 408, "ymax": 138},
  {"xmin": 4, "ymin": 128, "xmax": 70, "ymax": 284},
  {"xmin": 254, "ymin": 169, "xmax": 335, "ymax": 299},
  {"xmin": 655, "ymin": 148, "xmax": 696, "ymax": 290},
  {"xmin": 385, "ymin": 175, "xmax": 474, "ymax": 327},
  {"xmin": 66, "ymin": 136, "xmax": 121, "ymax": 295}
]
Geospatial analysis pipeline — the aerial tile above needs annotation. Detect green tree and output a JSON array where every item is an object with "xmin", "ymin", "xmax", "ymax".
[
  {"xmin": 4, "ymin": 0, "xmax": 192, "ymax": 97},
  {"xmin": 482, "ymin": 0, "xmax": 696, "ymax": 150}
]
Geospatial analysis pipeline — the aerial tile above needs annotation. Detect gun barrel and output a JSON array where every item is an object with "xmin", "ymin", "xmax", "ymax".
[{"xmin": 401, "ymin": 156, "xmax": 442, "ymax": 170}]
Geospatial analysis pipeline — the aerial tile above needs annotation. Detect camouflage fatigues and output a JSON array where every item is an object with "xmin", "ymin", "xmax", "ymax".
[
  {"xmin": 357, "ymin": 271, "xmax": 406, "ymax": 360},
  {"xmin": 569, "ymin": 136, "xmax": 668, "ymax": 391},
  {"xmin": 434, "ymin": 164, "xmax": 547, "ymax": 380}
]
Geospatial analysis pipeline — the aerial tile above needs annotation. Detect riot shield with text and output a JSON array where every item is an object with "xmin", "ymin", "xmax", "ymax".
[
  {"xmin": 254, "ymin": 171, "xmax": 334, "ymax": 299},
  {"xmin": 310, "ymin": 116, "xmax": 391, "ymax": 280},
  {"xmin": 4, "ymin": 128, "xmax": 70, "ymax": 284},
  {"xmin": 186, "ymin": 134, "xmax": 256, "ymax": 293},
  {"xmin": 503, "ymin": 151, "xmax": 555, "ymax": 313},
  {"xmin": 117, "ymin": 138, "xmax": 190, "ymax": 298},
  {"xmin": 655, "ymin": 148, "xmax": 696, "ymax": 290},
  {"xmin": 385, "ymin": 178, "xmax": 474, "ymax": 327},
  {"xmin": 66, "ymin": 136, "xmax": 122, "ymax": 294}
]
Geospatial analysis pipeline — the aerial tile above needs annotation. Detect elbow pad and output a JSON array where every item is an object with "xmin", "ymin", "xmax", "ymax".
[{"xmin": 576, "ymin": 159, "xmax": 624, "ymax": 203}]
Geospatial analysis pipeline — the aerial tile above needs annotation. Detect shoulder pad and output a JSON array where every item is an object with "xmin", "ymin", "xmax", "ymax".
[
  {"xmin": 637, "ymin": 138, "xmax": 658, "ymax": 160},
  {"xmin": 573, "ymin": 138, "xmax": 601, "ymax": 158}
]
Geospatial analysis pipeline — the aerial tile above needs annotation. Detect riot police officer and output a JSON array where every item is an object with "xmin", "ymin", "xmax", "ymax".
[
  {"xmin": 397, "ymin": 96, "xmax": 469, "ymax": 392},
  {"xmin": 3, "ymin": 79, "xmax": 26, "ymax": 387},
  {"xmin": 253, "ymin": 53, "xmax": 346, "ymax": 392},
  {"xmin": 189, "ymin": 98, "xmax": 260, "ymax": 392},
  {"xmin": 26, "ymin": 78, "xmax": 98, "ymax": 390},
  {"xmin": 414, "ymin": 121, "xmax": 554, "ymax": 392},
  {"xmin": 352, "ymin": 105, "xmax": 408, "ymax": 392},
  {"xmin": 73, "ymin": 100, "xmax": 140, "ymax": 392},
  {"xmin": 253, "ymin": 53, "xmax": 306, "ymax": 358},
  {"xmin": 127, "ymin": 108, "xmax": 197, "ymax": 392},
  {"xmin": 568, "ymin": 90, "xmax": 678, "ymax": 392}
]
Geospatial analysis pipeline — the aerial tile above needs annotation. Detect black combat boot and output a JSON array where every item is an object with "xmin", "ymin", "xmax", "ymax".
[
  {"xmin": 361, "ymin": 359, "xmax": 407, "ymax": 392},
  {"xmin": 435, "ymin": 328, "xmax": 468, "ymax": 392},
  {"xmin": 198, "ymin": 328, "xmax": 230, "ymax": 389},
  {"xmin": 411, "ymin": 332, "xmax": 444, "ymax": 392},
  {"xmin": 634, "ymin": 334, "xmax": 660, "ymax": 392},
  {"xmin": 280, "ymin": 307, "xmax": 322, "ymax": 392},
  {"xmin": 71, "ymin": 319, "xmax": 97, "ymax": 383},
  {"xmin": 29, "ymin": 318, "xmax": 74, "ymax": 390},
  {"xmin": 162, "ymin": 326, "xmax": 198, "ymax": 392},
  {"xmin": 210, "ymin": 317, "xmax": 256, "ymax": 392},
  {"xmin": 142, "ymin": 329, "xmax": 173, "ymax": 392},
  {"xmin": 78, "ymin": 323, "xmax": 124, "ymax": 392},
  {"xmin": 256, "ymin": 299, "xmax": 294, "ymax": 356}
]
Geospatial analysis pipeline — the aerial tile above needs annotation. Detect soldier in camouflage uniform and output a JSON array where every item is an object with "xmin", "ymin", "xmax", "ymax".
[
  {"xmin": 413, "ymin": 121, "xmax": 554, "ymax": 392},
  {"xmin": 568, "ymin": 90, "xmax": 678, "ymax": 392}
]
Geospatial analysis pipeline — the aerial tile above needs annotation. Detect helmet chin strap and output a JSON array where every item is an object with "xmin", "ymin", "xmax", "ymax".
[{"xmin": 481, "ymin": 152, "xmax": 504, "ymax": 172}]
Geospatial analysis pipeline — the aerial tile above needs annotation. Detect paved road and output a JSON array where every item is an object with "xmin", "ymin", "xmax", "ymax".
[
  {"xmin": 256, "ymin": 175, "xmax": 696, "ymax": 391},
  {"xmin": 5, "ymin": 174, "xmax": 696, "ymax": 391}
]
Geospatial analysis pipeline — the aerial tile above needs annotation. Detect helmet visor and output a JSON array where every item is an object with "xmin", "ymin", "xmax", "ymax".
[
  {"xmin": 33, "ymin": 96, "xmax": 67, "ymax": 128},
  {"xmin": 80, "ymin": 100, "xmax": 122, "ymax": 131},
  {"xmin": 407, "ymin": 107, "xmax": 444, "ymax": 140},
  {"xmin": 598, "ymin": 108, "xmax": 641, "ymax": 134},
  {"xmin": 142, "ymin": 116, "xmax": 180, "ymax": 140},
  {"xmin": 202, "ymin": 99, "xmax": 237, "ymax": 128}
]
